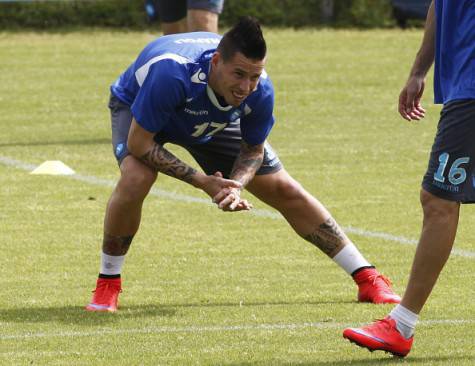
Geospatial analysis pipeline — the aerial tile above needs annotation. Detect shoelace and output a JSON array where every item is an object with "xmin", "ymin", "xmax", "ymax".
[
  {"xmin": 364, "ymin": 317, "xmax": 394, "ymax": 334},
  {"xmin": 369, "ymin": 274, "xmax": 393, "ymax": 293}
]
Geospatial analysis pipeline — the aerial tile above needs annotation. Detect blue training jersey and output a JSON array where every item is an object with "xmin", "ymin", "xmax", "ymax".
[
  {"xmin": 434, "ymin": 0, "xmax": 475, "ymax": 104},
  {"xmin": 111, "ymin": 32, "xmax": 275, "ymax": 146}
]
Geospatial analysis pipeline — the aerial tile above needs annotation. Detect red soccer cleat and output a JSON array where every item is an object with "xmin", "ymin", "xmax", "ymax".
[
  {"xmin": 85, "ymin": 277, "xmax": 122, "ymax": 312},
  {"xmin": 354, "ymin": 268, "xmax": 401, "ymax": 304},
  {"xmin": 343, "ymin": 316, "xmax": 413, "ymax": 357}
]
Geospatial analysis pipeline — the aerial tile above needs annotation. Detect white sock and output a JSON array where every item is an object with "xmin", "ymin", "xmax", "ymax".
[
  {"xmin": 390, "ymin": 304, "xmax": 418, "ymax": 339},
  {"xmin": 100, "ymin": 252, "xmax": 125, "ymax": 275},
  {"xmin": 332, "ymin": 243, "xmax": 371, "ymax": 275}
]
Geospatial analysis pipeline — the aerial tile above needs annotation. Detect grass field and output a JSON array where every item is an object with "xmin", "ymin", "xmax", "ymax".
[{"xmin": 0, "ymin": 28, "xmax": 474, "ymax": 365}]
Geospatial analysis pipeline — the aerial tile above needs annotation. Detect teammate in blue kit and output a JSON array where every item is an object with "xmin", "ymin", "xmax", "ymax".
[
  {"xmin": 155, "ymin": 0, "xmax": 224, "ymax": 35},
  {"xmin": 343, "ymin": 0, "xmax": 475, "ymax": 357},
  {"xmin": 86, "ymin": 17, "xmax": 400, "ymax": 312}
]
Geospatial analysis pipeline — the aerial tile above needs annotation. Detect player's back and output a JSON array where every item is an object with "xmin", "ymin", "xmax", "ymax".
[
  {"xmin": 112, "ymin": 32, "xmax": 221, "ymax": 105},
  {"xmin": 137, "ymin": 32, "xmax": 221, "ymax": 66}
]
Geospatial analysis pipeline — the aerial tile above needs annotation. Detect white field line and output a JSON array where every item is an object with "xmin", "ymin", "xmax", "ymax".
[
  {"xmin": 1, "ymin": 155, "xmax": 475, "ymax": 260},
  {"xmin": 1, "ymin": 319, "xmax": 474, "ymax": 341}
]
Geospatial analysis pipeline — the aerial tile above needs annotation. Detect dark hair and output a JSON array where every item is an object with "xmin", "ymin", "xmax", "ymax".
[{"xmin": 217, "ymin": 16, "xmax": 266, "ymax": 61}]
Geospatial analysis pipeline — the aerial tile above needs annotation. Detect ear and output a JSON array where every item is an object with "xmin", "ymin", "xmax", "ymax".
[{"xmin": 211, "ymin": 51, "xmax": 221, "ymax": 67}]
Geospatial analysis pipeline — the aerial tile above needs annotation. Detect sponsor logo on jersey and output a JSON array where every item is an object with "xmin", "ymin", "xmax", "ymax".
[
  {"xmin": 191, "ymin": 69, "xmax": 207, "ymax": 84},
  {"xmin": 175, "ymin": 38, "xmax": 220, "ymax": 44},
  {"xmin": 184, "ymin": 108, "xmax": 209, "ymax": 116}
]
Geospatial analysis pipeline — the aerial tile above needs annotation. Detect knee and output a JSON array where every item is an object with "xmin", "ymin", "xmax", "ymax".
[
  {"xmin": 273, "ymin": 176, "xmax": 307, "ymax": 203},
  {"xmin": 116, "ymin": 165, "xmax": 157, "ymax": 203},
  {"xmin": 420, "ymin": 189, "xmax": 459, "ymax": 224}
]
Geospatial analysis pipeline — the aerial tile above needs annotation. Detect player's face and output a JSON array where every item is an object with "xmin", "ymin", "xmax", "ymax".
[{"xmin": 210, "ymin": 51, "xmax": 265, "ymax": 107}]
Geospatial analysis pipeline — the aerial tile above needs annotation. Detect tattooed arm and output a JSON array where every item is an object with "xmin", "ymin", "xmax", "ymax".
[
  {"xmin": 139, "ymin": 141, "xmax": 198, "ymax": 184},
  {"xmin": 128, "ymin": 118, "xmax": 202, "ymax": 184},
  {"xmin": 127, "ymin": 118, "xmax": 243, "ymax": 196},
  {"xmin": 230, "ymin": 141, "xmax": 264, "ymax": 186},
  {"xmin": 213, "ymin": 141, "xmax": 264, "ymax": 211}
]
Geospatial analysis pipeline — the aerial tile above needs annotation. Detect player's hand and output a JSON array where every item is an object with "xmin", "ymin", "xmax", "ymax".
[
  {"xmin": 211, "ymin": 172, "xmax": 253, "ymax": 212},
  {"xmin": 212, "ymin": 187, "xmax": 253, "ymax": 211},
  {"xmin": 398, "ymin": 76, "xmax": 426, "ymax": 121},
  {"xmin": 197, "ymin": 171, "xmax": 242, "ymax": 199}
]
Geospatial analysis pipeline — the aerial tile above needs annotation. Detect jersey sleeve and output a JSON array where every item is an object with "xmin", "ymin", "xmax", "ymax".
[
  {"xmin": 239, "ymin": 79, "xmax": 275, "ymax": 146},
  {"xmin": 131, "ymin": 60, "xmax": 188, "ymax": 133}
]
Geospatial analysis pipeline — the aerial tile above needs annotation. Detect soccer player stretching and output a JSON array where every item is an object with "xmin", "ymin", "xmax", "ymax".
[{"xmin": 86, "ymin": 17, "xmax": 400, "ymax": 313}]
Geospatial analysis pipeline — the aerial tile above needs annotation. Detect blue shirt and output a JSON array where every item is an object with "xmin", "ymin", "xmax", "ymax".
[
  {"xmin": 111, "ymin": 32, "xmax": 275, "ymax": 146},
  {"xmin": 434, "ymin": 0, "xmax": 475, "ymax": 104}
]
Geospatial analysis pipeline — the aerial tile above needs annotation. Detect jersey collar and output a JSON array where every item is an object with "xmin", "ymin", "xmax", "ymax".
[{"xmin": 206, "ymin": 85, "xmax": 233, "ymax": 111}]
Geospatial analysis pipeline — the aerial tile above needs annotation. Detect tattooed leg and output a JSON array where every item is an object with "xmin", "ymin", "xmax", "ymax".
[
  {"xmin": 303, "ymin": 217, "xmax": 347, "ymax": 257},
  {"xmin": 103, "ymin": 233, "xmax": 134, "ymax": 256}
]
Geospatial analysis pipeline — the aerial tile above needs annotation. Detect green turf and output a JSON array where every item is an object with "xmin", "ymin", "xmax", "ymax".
[{"xmin": 0, "ymin": 28, "xmax": 474, "ymax": 365}]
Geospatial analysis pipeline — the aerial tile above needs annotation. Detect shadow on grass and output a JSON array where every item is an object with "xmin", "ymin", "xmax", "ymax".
[
  {"xmin": 0, "ymin": 304, "xmax": 176, "ymax": 326},
  {"xmin": 220, "ymin": 355, "xmax": 473, "ymax": 365},
  {"xmin": 0, "ymin": 138, "xmax": 110, "ymax": 148},
  {"xmin": 0, "ymin": 298, "xmax": 354, "ymax": 325}
]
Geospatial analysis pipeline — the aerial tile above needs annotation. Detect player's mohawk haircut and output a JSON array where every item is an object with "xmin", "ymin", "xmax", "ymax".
[{"xmin": 217, "ymin": 16, "xmax": 266, "ymax": 61}]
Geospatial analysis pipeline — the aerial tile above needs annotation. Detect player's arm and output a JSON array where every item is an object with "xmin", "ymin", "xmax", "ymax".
[
  {"xmin": 214, "ymin": 78, "xmax": 274, "ymax": 211},
  {"xmin": 230, "ymin": 141, "xmax": 264, "ymax": 186},
  {"xmin": 127, "ymin": 118, "xmax": 242, "ymax": 195},
  {"xmin": 399, "ymin": 0, "xmax": 435, "ymax": 121},
  {"xmin": 213, "ymin": 141, "xmax": 264, "ymax": 211}
]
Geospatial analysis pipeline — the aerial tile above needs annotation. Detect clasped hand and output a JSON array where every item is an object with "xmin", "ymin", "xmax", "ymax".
[{"xmin": 204, "ymin": 172, "xmax": 253, "ymax": 211}]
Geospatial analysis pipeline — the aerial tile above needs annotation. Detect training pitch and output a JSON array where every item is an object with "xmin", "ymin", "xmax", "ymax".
[{"xmin": 0, "ymin": 28, "xmax": 474, "ymax": 365}]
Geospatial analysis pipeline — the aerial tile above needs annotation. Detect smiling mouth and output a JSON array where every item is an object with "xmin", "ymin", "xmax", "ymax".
[{"xmin": 232, "ymin": 91, "xmax": 246, "ymax": 100}]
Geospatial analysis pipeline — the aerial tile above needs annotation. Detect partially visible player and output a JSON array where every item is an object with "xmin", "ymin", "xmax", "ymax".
[
  {"xmin": 343, "ymin": 0, "xmax": 475, "ymax": 357},
  {"xmin": 156, "ymin": 0, "xmax": 224, "ymax": 35},
  {"xmin": 86, "ymin": 17, "xmax": 400, "ymax": 313}
]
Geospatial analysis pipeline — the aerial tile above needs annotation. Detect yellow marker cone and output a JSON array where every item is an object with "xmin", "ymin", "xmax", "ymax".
[{"xmin": 30, "ymin": 160, "xmax": 75, "ymax": 175}]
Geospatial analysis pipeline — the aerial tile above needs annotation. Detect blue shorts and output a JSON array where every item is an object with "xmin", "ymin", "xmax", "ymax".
[
  {"xmin": 156, "ymin": 0, "xmax": 224, "ymax": 23},
  {"xmin": 422, "ymin": 100, "xmax": 475, "ymax": 203},
  {"xmin": 109, "ymin": 95, "xmax": 282, "ymax": 178}
]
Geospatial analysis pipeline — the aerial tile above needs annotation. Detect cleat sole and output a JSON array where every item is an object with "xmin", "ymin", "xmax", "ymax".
[
  {"xmin": 85, "ymin": 304, "xmax": 117, "ymax": 313},
  {"xmin": 344, "ymin": 336, "xmax": 407, "ymax": 358}
]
